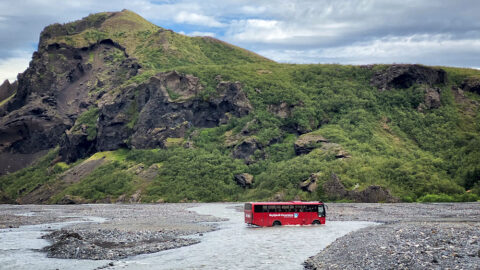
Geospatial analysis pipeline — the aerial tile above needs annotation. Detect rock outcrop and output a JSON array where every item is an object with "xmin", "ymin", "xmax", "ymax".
[
  {"xmin": 321, "ymin": 173, "xmax": 398, "ymax": 202},
  {"xmin": 0, "ymin": 37, "xmax": 141, "ymax": 173},
  {"xmin": 299, "ymin": 173, "xmax": 320, "ymax": 193},
  {"xmin": 234, "ymin": 173, "xmax": 254, "ymax": 188},
  {"xmin": 417, "ymin": 87, "xmax": 442, "ymax": 111},
  {"xmin": 371, "ymin": 64, "xmax": 447, "ymax": 91},
  {"xmin": 294, "ymin": 133, "xmax": 350, "ymax": 158},
  {"xmin": 59, "ymin": 71, "xmax": 253, "ymax": 162},
  {"xmin": 461, "ymin": 76, "xmax": 480, "ymax": 94},
  {"xmin": 232, "ymin": 137, "xmax": 262, "ymax": 164},
  {"xmin": 0, "ymin": 80, "xmax": 17, "ymax": 103},
  {"xmin": 294, "ymin": 134, "xmax": 328, "ymax": 155}
]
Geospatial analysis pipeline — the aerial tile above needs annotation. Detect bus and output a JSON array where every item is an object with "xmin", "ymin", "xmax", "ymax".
[{"xmin": 244, "ymin": 201, "xmax": 326, "ymax": 227}]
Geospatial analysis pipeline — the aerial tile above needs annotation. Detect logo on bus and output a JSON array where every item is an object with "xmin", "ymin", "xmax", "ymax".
[
  {"xmin": 294, "ymin": 213, "xmax": 299, "ymax": 218},
  {"xmin": 268, "ymin": 213, "xmax": 294, "ymax": 218}
]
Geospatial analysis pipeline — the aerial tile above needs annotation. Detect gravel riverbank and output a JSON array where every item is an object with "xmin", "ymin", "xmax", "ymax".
[
  {"xmin": 1, "ymin": 203, "xmax": 479, "ymax": 268},
  {"xmin": 304, "ymin": 203, "xmax": 480, "ymax": 269},
  {"xmin": 0, "ymin": 204, "xmax": 222, "ymax": 260}
]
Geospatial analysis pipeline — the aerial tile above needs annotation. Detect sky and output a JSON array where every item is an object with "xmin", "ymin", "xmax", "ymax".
[{"xmin": 1, "ymin": 0, "xmax": 480, "ymax": 83}]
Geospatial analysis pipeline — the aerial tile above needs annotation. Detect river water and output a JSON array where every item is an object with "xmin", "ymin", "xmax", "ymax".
[
  {"xmin": 112, "ymin": 204, "xmax": 376, "ymax": 269},
  {"xmin": 0, "ymin": 216, "xmax": 109, "ymax": 270},
  {"xmin": 0, "ymin": 204, "xmax": 377, "ymax": 270}
]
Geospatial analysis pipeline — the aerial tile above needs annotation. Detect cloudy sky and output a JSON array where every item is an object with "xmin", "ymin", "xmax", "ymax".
[{"xmin": 1, "ymin": 0, "xmax": 480, "ymax": 83}]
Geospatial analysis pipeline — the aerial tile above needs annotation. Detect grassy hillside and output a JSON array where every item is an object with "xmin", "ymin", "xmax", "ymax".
[{"xmin": 1, "ymin": 11, "xmax": 479, "ymax": 203}]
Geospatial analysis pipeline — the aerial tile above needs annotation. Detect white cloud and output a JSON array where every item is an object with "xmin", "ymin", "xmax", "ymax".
[
  {"xmin": 187, "ymin": 31, "xmax": 216, "ymax": 37},
  {"xmin": 174, "ymin": 11, "xmax": 224, "ymax": 27},
  {"xmin": 258, "ymin": 34, "xmax": 480, "ymax": 67},
  {"xmin": 0, "ymin": 51, "xmax": 31, "ymax": 83}
]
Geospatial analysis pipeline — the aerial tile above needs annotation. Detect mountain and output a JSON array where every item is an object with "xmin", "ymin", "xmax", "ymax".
[{"xmin": 0, "ymin": 10, "xmax": 479, "ymax": 204}]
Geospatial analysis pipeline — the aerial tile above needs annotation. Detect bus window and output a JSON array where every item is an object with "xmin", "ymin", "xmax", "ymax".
[
  {"xmin": 268, "ymin": 205, "xmax": 277, "ymax": 212},
  {"xmin": 254, "ymin": 205, "xmax": 263, "ymax": 212},
  {"xmin": 318, "ymin": 205, "xmax": 325, "ymax": 217},
  {"xmin": 245, "ymin": 203, "xmax": 252, "ymax": 210}
]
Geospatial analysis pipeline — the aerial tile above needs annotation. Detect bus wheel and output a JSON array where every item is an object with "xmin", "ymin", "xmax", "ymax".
[
  {"xmin": 273, "ymin": 221, "xmax": 281, "ymax": 226},
  {"xmin": 312, "ymin": 220, "xmax": 321, "ymax": 225}
]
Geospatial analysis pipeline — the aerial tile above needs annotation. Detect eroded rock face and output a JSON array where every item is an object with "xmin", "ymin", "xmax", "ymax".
[
  {"xmin": 372, "ymin": 64, "xmax": 447, "ymax": 91},
  {"xmin": 234, "ymin": 173, "xmax": 254, "ymax": 188},
  {"xmin": 61, "ymin": 71, "xmax": 253, "ymax": 161},
  {"xmin": 0, "ymin": 39, "xmax": 140, "ymax": 174}
]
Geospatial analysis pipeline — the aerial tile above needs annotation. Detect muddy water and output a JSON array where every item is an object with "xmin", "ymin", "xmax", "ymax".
[
  {"xmin": 112, "ymin": 204, "xmax": 377, "ymax": 269},
  {"xmin": 0, "ymin": 216, "xmax": 109, "ymax": 270}
]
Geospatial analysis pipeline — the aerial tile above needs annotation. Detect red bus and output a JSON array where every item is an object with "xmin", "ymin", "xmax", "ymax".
[{"xmin": 244, "ymin": 201, "xmax": 326, "ymax": 227}]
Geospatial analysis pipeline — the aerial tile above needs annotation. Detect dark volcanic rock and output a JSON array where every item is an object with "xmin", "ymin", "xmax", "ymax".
[
  {"xmin": 0, "ymin": 80, "xmax": 16, "ymax": 103},
  {"xmin": 92, "ymin": 71, "xmax": 252, "ymax": 155},
  {"xmin": 0, "ymin": 37, "xmax": 141, "ymax": 174},
  {"xmin": 372, "ymin": 64, "xmax": 447, "ymax": 91},
  {"xmin": 461, "ymin": 76, "xmax": 480, "ymax": 94},
  {"xmin": 232, "ymin": 137, "xmax": 262, "ymax": 163},
  {"xmin": 322, "ymin": 173, "xmax": 398, "ymax": 202},
  {"xmin": 234, "ymin": 173, "xmax": 254, "ymax": 188}
]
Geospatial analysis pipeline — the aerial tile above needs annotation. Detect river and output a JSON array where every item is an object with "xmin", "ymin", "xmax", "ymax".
[{"xmin": 0, "ymin": 204, "xmax": 377, "ymax": 269}]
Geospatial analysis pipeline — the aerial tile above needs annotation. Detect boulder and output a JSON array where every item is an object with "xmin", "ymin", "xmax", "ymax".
[
  {"xmin": 294, "ymin": 134, "xmax": 328, "ymax": 155},
  {"xmin": 234, "ymin": 173, "xmax": 254, "ymax": 188},
  {"xmin": 461, "ymin": 76, "xmax": 480, "ymax": 94},
  {"xmin": 371, "ymin": 64, "xmax": 447, "ymax": 91},
  {"xmin": 232, "ymin": 137, "xmax": 262, "ymax": 163},
  {"xmin": 322, "ymin": 173, "xmax": 348, "ymax": 200},
  {"xmin": 418, "ymin": 87, "xmax": 442, "ymax": 111},
  {"xmin": 300, "ymin": 173, "xmax": 320, "ymax": 192}
]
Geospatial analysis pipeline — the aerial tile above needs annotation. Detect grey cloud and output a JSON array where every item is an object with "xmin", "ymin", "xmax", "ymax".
[{"xmin": 1, "ymin": 0, "xmax": 480, "ymax": 83}]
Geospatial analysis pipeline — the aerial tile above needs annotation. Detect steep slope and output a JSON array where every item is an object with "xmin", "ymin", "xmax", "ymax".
[{"xmin": 0, "ymin": 11, "xmax": 479, "ymax": 204}]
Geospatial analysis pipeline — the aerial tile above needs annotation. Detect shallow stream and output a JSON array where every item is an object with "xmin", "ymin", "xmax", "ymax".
[
  {"xmin": 0, "ymin": 204, "xmax": 377, "ymax": 269},
  {"xmin": 112, "ymin": 204, "xmax": 376, "ymax": 269}
]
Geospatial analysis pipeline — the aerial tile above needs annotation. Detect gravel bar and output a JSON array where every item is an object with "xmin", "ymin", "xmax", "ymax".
[
  {"xmin": 304, "ymin": 203, "xmax": 480, "ymax": 269},
  {"xmin": 0, "ymin": 203, "xmax": 223, "ymax": 260}
]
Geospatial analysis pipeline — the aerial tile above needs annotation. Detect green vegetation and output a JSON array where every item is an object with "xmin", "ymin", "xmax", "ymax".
[
  {"xmin": 73, "ymin": 107, "xmax": 99, "ymax": 140},
  {"xmin": 1, "ymin": 10, "xmax": 479, "ymax": 203}
]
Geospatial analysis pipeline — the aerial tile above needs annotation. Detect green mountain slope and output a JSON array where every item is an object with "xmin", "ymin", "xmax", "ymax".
[{"xmin": 0, "ymin": 10, "xmax": 479, "ymax": 204}]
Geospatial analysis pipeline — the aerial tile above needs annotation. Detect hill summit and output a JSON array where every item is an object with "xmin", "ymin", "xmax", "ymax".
[{"xmin": 0, "ymin": 10, "xmax": 479, "ymax": 204}]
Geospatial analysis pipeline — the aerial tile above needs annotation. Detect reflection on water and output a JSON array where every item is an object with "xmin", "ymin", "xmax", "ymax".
[
  {"xmin": 113, "ymin": 204, "xmax": 377, "ymax": 270},
  {"xmin": 0, "ymin": 217, "xmax": 109, "ymax": 270}
]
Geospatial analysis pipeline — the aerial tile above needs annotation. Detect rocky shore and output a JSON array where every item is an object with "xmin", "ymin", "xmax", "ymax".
[
  {"xmin": 304, "ymin": 203, "xmax": 480, "ymax": 269},
  {"xmin": 0, "ymin": 204, "xmax": 222, "ymax": 260}
]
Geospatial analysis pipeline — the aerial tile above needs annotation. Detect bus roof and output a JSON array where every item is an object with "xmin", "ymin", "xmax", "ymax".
[{"xmin": 247, "ymin": 201, "xmax": 323, "ymax": 205}]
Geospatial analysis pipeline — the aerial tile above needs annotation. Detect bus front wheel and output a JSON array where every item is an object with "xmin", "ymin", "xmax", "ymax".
[
  {"xmin": 273, "ymin": 221, "xmax": 281, "ymax": 226},
  {"xmin": 312, "ymin": 220, "xmax": 321, "ymax": 225}
]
